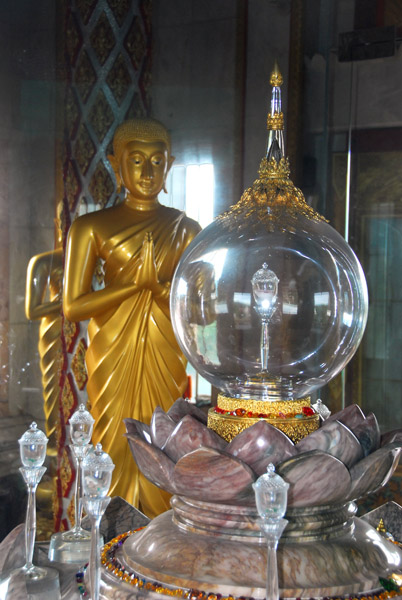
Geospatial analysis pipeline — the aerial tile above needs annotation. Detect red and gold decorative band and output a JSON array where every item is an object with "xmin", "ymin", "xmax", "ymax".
[
  {"xmin": 208, "ymin": 408, "xmax": 319, "ymax": 444},
  {"xmin": 216, "ymin": 393, "xmax": 311, "ymax": 416}
]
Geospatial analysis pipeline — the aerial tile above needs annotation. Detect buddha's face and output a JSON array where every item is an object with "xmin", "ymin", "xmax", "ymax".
[{"xmin": 119, "ymin": 139, "xmax": 171, "ymax": 200}]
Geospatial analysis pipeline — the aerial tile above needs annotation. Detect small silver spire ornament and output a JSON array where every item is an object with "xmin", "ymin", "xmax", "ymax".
[
  {"xmin": 253, "ymin": 464, "xmax": 289, "ymax": 600},
  {"xmin": 251, "ymin": 263, "xmax": 279, "ymax": 372},
  {"xmin": 312, "ymin": 398, "xmax": 331, "ymax": 421}
]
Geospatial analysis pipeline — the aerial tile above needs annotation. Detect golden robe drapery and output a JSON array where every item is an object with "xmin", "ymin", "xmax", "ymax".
[{"xmin": 85, "ymin": 205, "xmax": 200, "ymax": 517}]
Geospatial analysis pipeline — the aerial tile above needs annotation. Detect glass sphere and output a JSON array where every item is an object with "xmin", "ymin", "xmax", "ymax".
[{"xmin": 171, "ymin": 211, "xmax": 368, "ymax": 400}]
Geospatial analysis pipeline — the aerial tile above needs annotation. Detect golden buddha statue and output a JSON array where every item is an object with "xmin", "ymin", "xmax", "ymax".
[
  {"xmin": 25, "ymin": 206, "xmax": 64, "ymax": 456},
  {"xmin": 63, "ymin": 118, "xmax": 201, "ymax": 518}
]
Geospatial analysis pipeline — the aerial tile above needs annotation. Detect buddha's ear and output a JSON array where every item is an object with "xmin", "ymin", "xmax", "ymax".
[
  {"xmin": 167, "ymin": 155, "xmax": 175, "ymax": 173},
  {"xmin": 162, "ymin": 156, "xmax": 175, "ymax": 195}
]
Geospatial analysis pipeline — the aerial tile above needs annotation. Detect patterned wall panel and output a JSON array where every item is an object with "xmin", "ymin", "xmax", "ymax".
[
  {"xmin": 54, "ymin": 0, "xmax": 152, "ymax": 531},
  {"xmin": 66, "ymin": 0, "xmax": 152, "ymax": 214}
]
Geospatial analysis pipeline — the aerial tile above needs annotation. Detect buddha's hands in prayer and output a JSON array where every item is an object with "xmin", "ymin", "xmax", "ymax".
[
  {"xmin": 135, "ymin": 232, "xmax": 161, "ymax": 294},
  {"xmin": 51, "ymin": 266, "xmax": 64, "ymax": 300}
]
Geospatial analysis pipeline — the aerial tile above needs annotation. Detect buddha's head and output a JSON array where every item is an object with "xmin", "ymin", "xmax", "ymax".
[{"xmin": 108, "ymin": 118, "xmax": 175, "ymax": 201}]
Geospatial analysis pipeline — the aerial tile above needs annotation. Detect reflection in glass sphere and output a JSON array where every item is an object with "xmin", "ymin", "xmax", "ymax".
[{"xmin": 171, "ymin": 203, "xmax": 368, "ymax": 401}]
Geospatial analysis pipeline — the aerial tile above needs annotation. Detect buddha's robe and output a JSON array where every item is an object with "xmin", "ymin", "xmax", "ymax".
[
  {"xmin": 26, "ymin": 250, "xmax": 63, "ymax": 456},
  {"xmin": 85, "ymin": 206, "xmax": 200, "ymax": 517},
  {"xmin": 38, "ymin": 303, "xmax": 62, "ymax": 453}
]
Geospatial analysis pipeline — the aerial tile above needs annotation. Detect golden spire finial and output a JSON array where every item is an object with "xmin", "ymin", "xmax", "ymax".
[
  {"xmin": 267, "ymin": 61, "xmax": 284, "ymax": 134},
  {"xmin": 270, "ymin": 61, "xmax": 283, "ymax": 88},
  {"xmin": 217, "ymin": 63, "xmax": 327, "ymax": 231}
]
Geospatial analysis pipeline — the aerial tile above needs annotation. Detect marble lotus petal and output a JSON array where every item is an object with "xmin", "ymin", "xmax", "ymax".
[
  {"xmin": 326, "ymin": 403, "xmax": 366, "ymax": 432},
  {"xmin": 123, "ymin": 418, "xmax": 152, "ymax": 444},
  {"xmin": 150, "ymin": 406, "xmax": 176, "ymax": 449},
  {"xmin": 167, "ymin": 397, "xmax": 208, "ymax": 425},
  {"xmin": 173, "ymin": 447, "xmax": 255, "ymax": 503},
  {"xmin": 380, "ymin": 429, "xmax": 402, "ymax": 447},
  {"xmin": 226, "ymin": 420, "xmax": 296, "ymax": 474},
  {"xmin": 347, "ymin": 442, "xmax": 402, "ymax": 501},
  {"xmin": 162, "ymin": 414, "xmax": 227, "ymax": 462},
  {"xmin": 277, "ymin": 450, "xmax": 351, "ymax": 508},
  {"xmin": 295, "ymin": 419, "xmax": 363, "ymax": 468},
  {"xmin": 125, "ymin": 433, "xmax": 177, "ymax": 495},
  {"xmin": 351, "ymin": 412, "xmax": 380, "ymax": 457}
]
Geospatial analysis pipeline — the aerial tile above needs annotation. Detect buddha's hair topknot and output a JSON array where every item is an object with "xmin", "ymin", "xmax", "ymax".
[{"xmin": 112, "ymin": 118, "xmax": 171, "ymax": 161}]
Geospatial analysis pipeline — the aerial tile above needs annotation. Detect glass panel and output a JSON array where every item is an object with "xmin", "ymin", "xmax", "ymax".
[
  {"xmin": 302, "ymin": 1, "xmax": 402, "ymax": 430},
  {"xmin": 361, "ymin": 216, "xmax": 397, "ymax": 425}
]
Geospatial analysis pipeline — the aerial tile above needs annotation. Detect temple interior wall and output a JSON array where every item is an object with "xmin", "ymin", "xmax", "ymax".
[
  {"xmin": 0, "ymin": 0, "xmax": 56, "ymax": 425},
  {"xmin": 152, "ymin": 0, "xmax": 291, "ymax": 215}
]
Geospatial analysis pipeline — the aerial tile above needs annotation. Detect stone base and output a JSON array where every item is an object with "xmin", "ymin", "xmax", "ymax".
[{"xmin": 97, "ymin": 499, "xmax": 402, "ymax": 599}]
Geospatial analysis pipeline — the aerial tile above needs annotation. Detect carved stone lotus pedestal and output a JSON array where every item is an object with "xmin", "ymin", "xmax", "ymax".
[
  {"xmin": 94, "ymin": 399, "xmax": 402, "ymax": 600},
  {"xmin": 115, "ymin": 500, "xmax": 401, "ymax": 598}
]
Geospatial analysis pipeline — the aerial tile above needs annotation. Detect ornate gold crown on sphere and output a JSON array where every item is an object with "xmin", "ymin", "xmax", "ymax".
[{"xmin": 217, "ymin": 62, "xmax": 326, "ymax": 231}]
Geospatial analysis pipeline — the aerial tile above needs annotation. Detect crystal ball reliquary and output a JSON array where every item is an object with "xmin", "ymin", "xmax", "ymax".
[
  {"xmin": 170, "ymin": 65, "xmax": 368, "ymax": 443},
  {"xmin": 117, "ymin": 65, "xmax": 401, "ymax": 600}
]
